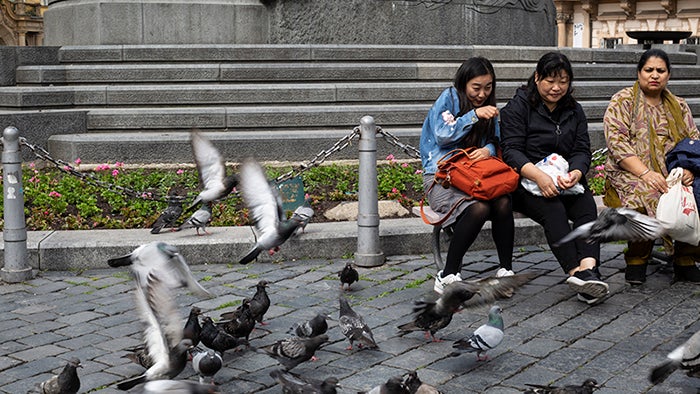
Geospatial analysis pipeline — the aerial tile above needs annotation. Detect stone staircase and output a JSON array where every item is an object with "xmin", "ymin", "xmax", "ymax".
[{"xmin": 1, "ymin": 44, "xmax": 699, "ymax": 164}]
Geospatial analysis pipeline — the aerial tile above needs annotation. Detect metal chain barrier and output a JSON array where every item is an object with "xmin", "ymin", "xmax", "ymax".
[{"xmin": 376, "ymin": 127, "xmax": 421, "ymax": 160}]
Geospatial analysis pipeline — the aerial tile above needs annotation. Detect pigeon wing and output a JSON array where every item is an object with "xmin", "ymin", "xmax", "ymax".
[
  {"xmin": 169, "ymin": 252, "xmax": 212, "ymax": 298},
  {"xmin": 460, "ymin": 273, "xmax": 535, "ymax": 308},
  {"xmin": 610, "ymin": 208, "xmax": 665, "ymax": 242},
  {"xmin": 239, "ymin": 159, "xmax": 281, "ymax": 248},
  {"xmin": 552, "ymin": 222, "xmax": 595, "ymax": 246},
  {"xmin": 190, "ymin": 131, "xmax": 227, "ymax": 205}
]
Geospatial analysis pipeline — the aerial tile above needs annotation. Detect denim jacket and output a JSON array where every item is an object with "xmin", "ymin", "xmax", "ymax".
[{"xmin": 420, "ymin": 87, "xmax": 498, "ymax": 174}]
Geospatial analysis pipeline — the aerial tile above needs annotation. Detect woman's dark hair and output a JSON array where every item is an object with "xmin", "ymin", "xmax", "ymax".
[
  {"xmin": 452, "ymin": 56, "xmax": 497, "ymax": 147},
  {"xmin": 637, "ymin": 48, "xmax": 671, "ymax": 73},
  {"xmin": 524, "ymin": 52, "xmax": 576, "ymax": 109}
]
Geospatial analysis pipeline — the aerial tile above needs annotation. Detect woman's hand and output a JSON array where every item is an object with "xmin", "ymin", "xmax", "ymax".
[
  {"xmin": 467, "ymin": 147, "xmax": 491, "ymax": 161},
  {"xmin": 682, "ymin": 168, "xmax": 695, "ymax": 186},
  {"xmin": 640, "ymin": 170, "xmax": 668, "ymax": 193},
  {"xmin": 557, "ymin": 169, "xmax": 582, "ymax": 190},
  {"xmin": 535, "ymin": 170, "xmax": 559, "ymax": 198},
  {"xmin": 474, "ymin": 105, "xmax": 499, "ymax": 120}
]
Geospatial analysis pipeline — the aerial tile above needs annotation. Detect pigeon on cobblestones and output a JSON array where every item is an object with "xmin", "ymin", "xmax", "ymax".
[
  {"xmin": 291, "ymin": 196, "xmax": 314, "ymax": 235},
  {"xmin": 650, "ymin": 328, "xmax": 700, "ymax": 384},
  {"xmin": 150, "ymin": 193, "xmax": 185, "ymax": 234},
  {"xmin": 199, "ymin": 316, "xmax": 249, "ymax": 355},
  {"xmin": 553, "ymin": 207, "xmax": 664, "ymax": 246},
  {"xmin": 183, "ymin": 306, "xmax": 202, "ymax": 347},
  {"xmin": 218, "ymin": 298, "xmax": 256, "ymax": 341},
  {"xmin": 107, "ymin": 241, "xmax": 212, "ymax": 298},
  {"xmin": 403, "ymin": 370, "xmax": 441, "ymax": 394},
  {"xmin": 339, "ymin": 295, "xmax": 378, "ymax": 350},
  {"xmin": 178, "ymin": 203, "xmax": 212, "ymax": 235},
  {"xmin": 288, "ymin": 313, "xmax": 329, "ymax": 338},
  {"xmin": 249, "ymin": 280, "xmax": 271, "ymax": 325},
  {"xmin": 190, "ymin": 346, "xmax": 223, "ymax": 384},
  {"xmin": 257, "ymin": 334, "xmax": 329, "ymax": 371},
  {"xmin": 187, "ymin": 130, "xmax": 238, "ymax": 213},
  {"xmin": 269, "ymin": 369, "xmax": 339, "ymax": 393},
  {"xmin": 339, "ymin": 262, "xmax": 359, "ymax": 291},
  {"xmin": 451, "ymin": 305, "xmax": 504, "ymax": 361},
  {"xmin": 523, "ymin": 378, "xmax": 599, "ymax": 394},
  {"xmin": 39, "ymin": 357, "xmax": 81, "ymax": 394},
  {"xmin": 237, "ymin": 158, "xmax": 305, "ymax": 264},
  {"xmin": 358, "ymin": 376, "xmax": 410, "ymax": 394},
  {"xmin": 141, "ymin": 379, "xmax": 219, "ymax": 394},
  {"xmin": 123, "ymin": 344, "xmax": 154, "ymax": 369}
]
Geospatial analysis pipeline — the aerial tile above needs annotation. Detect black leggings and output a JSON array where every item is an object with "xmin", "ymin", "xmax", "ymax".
[{"xmin": 443, "ymin": 194, "xmax": 514, "ymax": 276}]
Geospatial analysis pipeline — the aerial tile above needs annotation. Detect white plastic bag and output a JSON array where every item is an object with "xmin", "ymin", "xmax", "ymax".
[
  {"xmin": 656, "ymin": 167, "xmax": 700, "ymax": 246},
  {"xmin": 521, "ymin": 153, "xmax": 585, "ymax": 196}
]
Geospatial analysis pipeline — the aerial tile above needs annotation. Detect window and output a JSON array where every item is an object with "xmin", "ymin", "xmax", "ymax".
[
  {"xmin": 685, "ymin": 37, "xmax": 700, "ymax": 45},
  {"xmin": 601, "ymin": 37, "xmax": 623, "ymax": 49}
]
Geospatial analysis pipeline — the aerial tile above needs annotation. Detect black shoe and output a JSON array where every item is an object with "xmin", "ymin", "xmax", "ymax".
[
  {"xmin": 577, "ymin": 292, "xmax": 604, "ymax": 305},
  {"xmin": 673, "ymin": 264, "xmax": 700, "ymax": 283},
  {"xmin": 625, "ymin": 264, "xmax": 647, "ymax": 285},
  {"xmin": 566, "ymin": 269, "xmax": 609, "ymax": 298}
]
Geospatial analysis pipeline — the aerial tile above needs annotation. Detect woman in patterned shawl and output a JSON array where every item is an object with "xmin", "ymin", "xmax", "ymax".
[{"xmin": 604, "ymin": 48, "xmax": 700, "ymax": 284}]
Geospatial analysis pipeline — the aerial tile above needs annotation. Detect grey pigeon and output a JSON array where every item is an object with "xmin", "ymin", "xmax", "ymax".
[
  {"xmin": 339, "ymin": 295, "xmax": 378, "ymax": 350},
  {"xmin": 218, "ymin": 298, "xmax": 256, "ymax": 340},
  {"xmin": 107, "ymin": 241, "xmax": 211, "ymax": 299},
  {"xmin": 269, "ymin": 369, "xmax": 339, "ymax": 394},
  {"xmin": 451, "ymin": 305, "xmax": 504, "ymax": 361},
  {"xmin": 39, "ymin": 357, "xmax": 81, "ymax": 394},
  {"xmin": 191, "ymin": 346, "xmax": 223, "ymax": 384},
  {"xmin": 141, "ymin": 380, "xmax": 219, "ymax": 394},
  {"xmin": 553, "ymin": 207, "xmax": 664, "ymax": 246},
  {"xmin": 150, "ymin": 193, "xmax": 185, "ymax": 234},
  {"xmin": 178, "ymin": 203, "xmax": 212, "ymax": 235},
  {"xmin": 398, "ymin": 274, "xmax": 533, "ymax": 341},
  {"xmin": 123, "ymin": 344, "xmax": 153, "ymax": 369},
  {"xmin": 183, "ymin": 306, "xmax": 202, "ymax": 347},
  {"xmin": 249, "ymin": 280, "xmax": 271, "ymax": 325},
  {"xmin": 257, "ymin": 334, "xmax": 329, "ymax": 371},
  {"xmin": 650, "ymin": 329, "xmax": 700, "ymax": 384},
  {"xmin": 339, "ymin": 262, "xmax": 359, "ymax": 291},
  {"xmin": 358, "ymin": 376, "xmax": 409, "ymax": 394},
  {"xmin": 237, "ymin": 158, "xmax": 304, "ymax": 264},
  {"xmin": 288, "ymin": 313, "xmax": 329, "ymax": 338},
  {"xmin": 403, "ymin": 371, "xmax": 441, "ymax": 394},
  {"xmin": 187, "ymin": 130, "xmax": 238, "ymax": 213},
  {"xmin": 291, "ymin": 196, "xmax": 314, "ymax": 235},
  {"xmin": 523, "ymin": 378, "xmax": 599, "ymax": 394},
  {"xmin": 199, "ymin": 316, "xmax": 249, "ymax": 355}
]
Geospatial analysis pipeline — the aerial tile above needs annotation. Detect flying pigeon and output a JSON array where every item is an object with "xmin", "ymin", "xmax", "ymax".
[
  {"xmin": 187, "ymin": 130, "xmax": 238, "ymax": 213},
  {"xmin": 190, "ymin": 346, "xmax": 223, "ymax": 385},
  {"xmin": 257, "ymin": 334, "xmax": 329, "ymax": 371},
  {"xmin": 183, "ymin": 306, "xmax": 202, "ymax": 348},
  {"xmin": 553, "ymin": 207, "xmax": 665, "ymax": 247},
  {"xmin": 288, "ymin": 313, "xmax": 329, "ymax": 338},
  {"xmin": 523, "ymin": 378, "xmax": 600, "ymax": 394},
  {"xmin": 338, "ymin": 294, "xmax": 378, "ymax": 350},
  {"xmin": 115, "ymin": 272, "xmax": 194, "ymax": 390},
  {"xmin": 249, "ymin": 280, "xmax": 271, "ymax": 325},
  {"xmin": 398, "ymin": 274, "xmax": 533, "ymax": 341},
  {"xmin": 218, "ymin": 298, "xmax": 256, "ymax": 341},
  {"xmin": 178, "ymin": 203, "xmax": 212, "ymax": 235},
  {"xmin": 291, "ymin": 196, "xmax": 314, "ymax": 235},
  {"xmin": 338, "ymin": 262, "xmax": 359, "ymax": 291},
  {"xmin": 451, "ymin": 305, "xmax": 504, "ymax": 361},
  {"xmin": 403, "ymin": 370, "xmax": 442, "ymax": 394},
  {"xmin": 269, "ymin": 369, "xmax": 339, "ymax": 394},
  {"xmin": 199, "ymin": 316, "xmax": 249, "ymax": 355},
  {"xmin": 150, "ymin": 193, "xmax": 185, "ymax": 234},
  {"xmin": 237, "ymin": 158, "xmax": 305, "ymax": 264},
  {"xmin": 141, "ymin": 380, "xmax": 220, "ymax": 394},
  {"xmin": 358, "ymin": 376, "xmax": 409, "ymax": 394},
  {"xmin": 107, "ymin": 241, "xmax": 212, "ymax": 299},
  {"xmin": 38, "ymin": 357, "xmax": 81, "ymax": 394},
  {"xmin": 649, "ymin": 329, "xmax": 700, "ymax": 384}
]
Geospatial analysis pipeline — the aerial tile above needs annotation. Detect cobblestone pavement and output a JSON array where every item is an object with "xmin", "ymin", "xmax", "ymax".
[{"xmin": 1, "ymin": 242, "xmax": 699, "ymax": 394}]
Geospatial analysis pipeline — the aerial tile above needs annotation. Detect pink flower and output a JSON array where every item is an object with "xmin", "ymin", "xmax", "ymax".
[
  {"xmin": 594, "ymin": 173, "xmax": 604, "ymax": 178},
  {"xmin": 29, "ymin": 162, "xmax": 35, "ymax": 169},
  {"xmin": 115, "ymin": 161, "xmax": 124, "ymax": 168},
  {"xmin": 401, "ymin": 162, "xmax": 408, "ymax": 168},
  {"xmin": 441, "ymin": 110, "xmax": 456, "ymax": 126},
  {"xmin": 48, "ymin": 191, "xmax": 61, "ymax": 198},
  {"xmin": 74, "ymin": 158, "xmax": 81, "ymax": 165},
  {"xmin": 63, "ymin": 166, "xmax": 71, "ymax": 171},
  {"xmin": 391, "ymin": 187, "xmax": 399, "ymax": 194},
  {"xmin": 386, "ymin": 154, "xmax": 395, "ymax": 162},
  {"xmin": 28, "ymin": 176, "xmax": 39, "ymax": 184},
  {"xmin": 176, "ymin": 169, "xmax": 184, "ymax": 175},
  {"xmin": 112, "ymin": 169, "xmax": 119, "ymax": 177},
  {"xmin": 414, "ymin": 169, "xmax": 423, "ymax": 174},
  {"xmin": 595, "ymin": 164, "xmax": 605, "ymax": 171}
]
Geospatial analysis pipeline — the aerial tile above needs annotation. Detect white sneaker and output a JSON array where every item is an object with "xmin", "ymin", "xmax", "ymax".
[
  {"xmin": 496, "ymin": 268, "xmax": 515, "ymax": 278},
  {"xmin": 434, "ymin": 270, "xmax": 462, "ymax": 294}
]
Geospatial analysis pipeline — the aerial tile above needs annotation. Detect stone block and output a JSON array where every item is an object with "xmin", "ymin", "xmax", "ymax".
[
  {"xmin": 86, "ymin": 107, "xmax": 227, "ymax": 129},
  {"xmin": 0, "ymin": 111, "xmax": 87, "ymax": 162}
]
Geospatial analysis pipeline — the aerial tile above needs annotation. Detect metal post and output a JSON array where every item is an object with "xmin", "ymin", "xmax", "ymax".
[
  {"xmin": 355, "ymin": 116, "xmax": 385, "ymax": 267},
  {"xmin": 2, "ymin": 127, "xmax": 32, "ymax": 282}
]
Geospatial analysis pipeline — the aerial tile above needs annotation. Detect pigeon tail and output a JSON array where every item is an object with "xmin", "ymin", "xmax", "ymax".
[
  {"xmin": 116, "ymin": 374, "xmax": 147, "ymax": 391},
  {"xmin": 650, "ymin": 360, "xmax": 681, "ymax": 385},
  {"xmin": 239, "ymin": 246, "xmax": 263, "ymax": 265}
]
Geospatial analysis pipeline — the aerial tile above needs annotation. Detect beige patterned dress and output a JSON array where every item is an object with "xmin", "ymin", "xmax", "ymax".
[{"xmin": 604, "ymin": 87, "xmax": 699, "ymax": 216}]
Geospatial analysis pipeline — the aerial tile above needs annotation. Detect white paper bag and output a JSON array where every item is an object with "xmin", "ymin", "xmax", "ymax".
[{"xmin": 656, "ymin": 167, "xmax": 700, "ymax": 246}]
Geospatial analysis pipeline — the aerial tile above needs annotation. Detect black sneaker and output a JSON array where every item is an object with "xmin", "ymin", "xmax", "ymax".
[{"xmin": 566, "ymin": 269, "xmax": 609, "ymax": 298}]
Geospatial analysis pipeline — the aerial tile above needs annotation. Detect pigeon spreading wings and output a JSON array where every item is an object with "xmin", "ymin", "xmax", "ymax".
[
  {"xmin": 188, "ymin": 131, "xmax": 238, "ymax": 213},
  {"xmin": 237, "ymin": 158, "xmax": 304, "ymax": 264},
  {"xmin": 553, "ymin": 207, "xmax": 665, "ymax": 247},
  {"xmin": 649, "ymin": 328, "xmax": 700, "ymax": 385}
]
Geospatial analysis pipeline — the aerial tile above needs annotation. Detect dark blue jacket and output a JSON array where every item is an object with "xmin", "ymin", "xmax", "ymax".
[{"xmin": 666, "ymin": 138, "xmax": 700, "ymax": 206}]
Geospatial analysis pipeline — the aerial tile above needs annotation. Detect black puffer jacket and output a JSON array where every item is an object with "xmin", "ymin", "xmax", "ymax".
[{"xmin": 500, "ymin": 88, "xmax": 592, "ymax": 184}]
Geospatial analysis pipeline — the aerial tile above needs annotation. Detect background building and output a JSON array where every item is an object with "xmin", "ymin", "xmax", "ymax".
[{"xmin": 0, "ymin": 0, "xmax": 46, "ymax": 46}]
